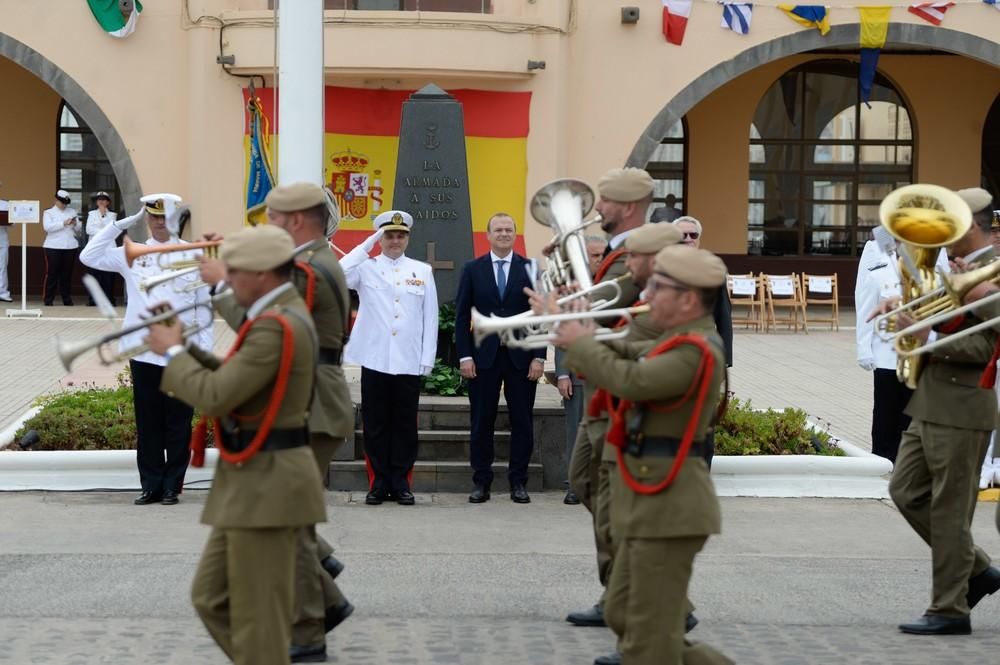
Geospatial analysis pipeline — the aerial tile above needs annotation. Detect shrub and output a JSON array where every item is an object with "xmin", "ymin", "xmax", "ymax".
[
  {"xmin": 715, "ymin": 396, "xmax": 844, "ymax": 456},
  {"xmin": 421, "ymin": 358, "xmax": 468, "ymax": 397}
]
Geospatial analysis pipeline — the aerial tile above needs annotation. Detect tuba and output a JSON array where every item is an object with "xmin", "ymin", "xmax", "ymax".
[{"xmin": 877, "ymin": 184, "xmax": 972, "ymax": 388}]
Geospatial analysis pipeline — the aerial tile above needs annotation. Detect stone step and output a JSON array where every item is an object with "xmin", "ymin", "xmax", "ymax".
[
  {"xmin": 352, "ymin": 429, "xmax": 525, "ymax": 462},
  {"xmin": 328, "ymin": 460, "xmax": 544, "ymax": 493}
]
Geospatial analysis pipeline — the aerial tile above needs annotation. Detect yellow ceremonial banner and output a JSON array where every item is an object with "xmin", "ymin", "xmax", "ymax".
[{"xmin": 859, "ymin": 6, "xmax": 891, "ymax": 49}]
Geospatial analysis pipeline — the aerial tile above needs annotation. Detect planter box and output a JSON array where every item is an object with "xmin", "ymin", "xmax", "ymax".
[{"xmin": 0, "ymin": 449, "xmax": 218, "ymax": 491}]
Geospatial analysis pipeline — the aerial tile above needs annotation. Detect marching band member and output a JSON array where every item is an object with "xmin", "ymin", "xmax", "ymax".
[{"xmin": 79, "ymin": 195, "xmax": 213, "ymax": 506}]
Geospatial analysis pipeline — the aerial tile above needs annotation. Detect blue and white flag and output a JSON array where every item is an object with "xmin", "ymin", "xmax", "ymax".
[
  {"xmin": 720, "ymin": 2, "xmax": 753, "ymax": 35},
  {"xmin": 985, "ymin": 0, "xmax": 1000, "ymax": 10}
]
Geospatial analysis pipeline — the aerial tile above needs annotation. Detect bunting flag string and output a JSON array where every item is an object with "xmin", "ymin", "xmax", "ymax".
[
  {"xmin": 858, "ymin": 6, "xmax": 891, "ymax": 105},
  {"xmin": 778, "ymin": 5, "xmax": 832, "ymax": 34},
  {"xmin": 662, "ymin": 0, "xmax": 694, "ymax": 45},
  {"xmin": 908, "ymin": 2, "xmax": 955, "ymax": 23},
  {"xmin": 721, "ymin": 2, "xmax": 755, "ymax": 33}
]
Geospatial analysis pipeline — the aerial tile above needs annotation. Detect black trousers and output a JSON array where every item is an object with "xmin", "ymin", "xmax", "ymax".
[
  {"xmin": 43, "ymin": 248, "xmax": 76, "ymax": 304},
  {"xmin": 872, "ymin": 368, "xmax": 913, "ymax": 464},
  {"xmin": 87, "ymin": 268, "xmax": 117, "ymax": 305},
  {"xmin": 131, "ymin": 360, "xmax": 195, "ymax": 495},
  {"xmin": 360, "ymin": 367, "xmax": 421, "ymax": 494},
  {"xmin": 469, "ymin": 348, "xmax": 538, "ymax": 488}
]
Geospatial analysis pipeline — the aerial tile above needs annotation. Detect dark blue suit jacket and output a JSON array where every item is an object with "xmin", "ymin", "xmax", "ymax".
[{"xmin": 455, "ymin": 252, "xmax": 546, "ymax": 371}]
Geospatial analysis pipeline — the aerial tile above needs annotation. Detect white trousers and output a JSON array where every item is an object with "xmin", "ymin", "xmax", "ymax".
[{"xmin": 0, "ymin": 227, "xmax": 10, "ymax": 299}]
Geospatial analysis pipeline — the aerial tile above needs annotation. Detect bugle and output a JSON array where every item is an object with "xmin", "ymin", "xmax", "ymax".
[
  {"xmin": 139, "ymin": 265, "xmax": 203, "ymax": 293},
  {"xmin": 56, "ymin": 295, "xmax": 222, "ymax": 371},
  {"xmin": 123, "ymin": 236, "xmax": 221, "ymax": 268},
  {"xmin": 472, "ymin": 304, "xmax": 650, "ymax": 350}
]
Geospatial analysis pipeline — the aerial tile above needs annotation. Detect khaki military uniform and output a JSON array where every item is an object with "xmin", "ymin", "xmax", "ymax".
[
  {"xmin": 889, "ymin": 247, "xmax": 998, "ymax": 618},
  {"xmin": 567, "ymin": 250, "xmax": 643, "ymax": 599},
  {"xmin": 566, "ymin": 315, "xmax": 732, "ymax": 665},
  {"xmin": 162, "ymin": 286, "xmax": 326, "ymax": 665},
  {"xmin": 216, "ymin": 239, "xmax": 354, "ymax": 647}
]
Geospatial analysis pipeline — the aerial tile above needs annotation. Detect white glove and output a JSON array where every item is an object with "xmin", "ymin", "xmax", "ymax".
[
  {"xmin": 857, "ymin": 357, "xmax": 876, "ymax": 371},
  {"xmin": 420, "ymin": 364, "xmax": 433, "ymax": 376},
  {"xmin": 361, "ymin": 227, "xmax": 385, "ymax": 253},
  {"xmin": 114, "ymin": 207, "xmax": 146, "ymax": 231}
]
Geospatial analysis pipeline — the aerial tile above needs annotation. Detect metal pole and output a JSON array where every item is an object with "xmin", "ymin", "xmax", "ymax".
[{"xmin": 277, "ymin": 0, "xmax": 324, "ymax": 185}]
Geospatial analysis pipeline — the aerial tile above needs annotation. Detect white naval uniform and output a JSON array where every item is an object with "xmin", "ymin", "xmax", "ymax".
[
  {"xmin": 42, "ymin": 205, "xmax": 81, "ymax": 249},
  {"xmin": 79, "ymin": 220, "xmax": 213, "ymax": 364},
  {"xmin": 0, "ymin": 200, "xmax": 9, "ymax": 300},
  {"xmin": 86, "ymin": 209, "xmax": 118, "ymax": 238},
  {"xmin": 340, "ymin": 246, "xmax": 438, "ymax": 376}
]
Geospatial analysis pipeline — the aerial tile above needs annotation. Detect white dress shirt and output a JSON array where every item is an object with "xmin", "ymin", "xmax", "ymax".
[
  {"xmin": 607, "ymin": 228, "xmax": 637, "ymax": 251},
  {"xmin": 86, "ymin": 209, "xmax": 118, "ymax": 238},
  {"xmin": 79, "ymin": 221, "xmax": 213, "ymax": 366},
  {"xmin": 42, "ymin": 205, "xmax": 82, "ymax": 249},
  {"xmin": 340, "ymin": 245, "xmax": 438, "ymax": 376}
]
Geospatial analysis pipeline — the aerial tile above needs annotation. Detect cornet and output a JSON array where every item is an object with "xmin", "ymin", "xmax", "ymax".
[
  {"xmin": 473, "ymin": 305, "xmax": 650, "ymax": 350},
  {"xmin": 123, "ymin": 236, "xmax": 221, "ymax": 268},
  {"xmin": 139, "ymin": 265, "xmax": 204, "ymax": 293}
]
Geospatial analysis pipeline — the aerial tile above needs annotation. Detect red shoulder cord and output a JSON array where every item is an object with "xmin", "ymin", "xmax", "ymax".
[
  {"xmin": 294, "ymin": 262, "xmax": 318, "ymax": 311},
  {"xmin": 604, "ymin": 334, "xmax": 716, "ymax": 495},
  {"xmin": 593, "ymin": 248, "xmax": 627, "ymax": 283},
  {"xmin": 981, "ymin": 339, "xmax": 1000, "ymax": 389},
  {"xmin": 189, "ymin": 313, "xmax": 297, "ymax": 467},
  {"xmin": 586, "ymin": 300, "xmax": 647, "ymax": 419}
]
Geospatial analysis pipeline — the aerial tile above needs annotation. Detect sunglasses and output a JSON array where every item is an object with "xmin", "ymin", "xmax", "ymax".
[{"xmin": 682, "ymin": 232, "xmax": 700, "ymax": 240}]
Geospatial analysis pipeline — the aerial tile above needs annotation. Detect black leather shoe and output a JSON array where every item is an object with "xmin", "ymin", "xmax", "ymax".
[
  {"xmin": 567, "ymin": 604, "xmax": 605, "ymax": 627},
  {"xmin": 563, "ymin": 489, "xmax": 580, "ymax": 505},
  {"xmin": 365, "ymin": 488, "xmax": 387, "ymax": 505},
  {"xmin": 967, "ymin": 566, "xmax": 1000, "ymax": 610},
  {"xmin": 511, "ymin": 483, "xmax": 530, "ymax": 504},
  {"xmin": 320, "ymin": 555, "xmax": 344, "ymax": 580},
  {"xmin": 469, "ymin": 485, "xmax": 491, "ymax": 503},
  {"xmin": 396, "ymin": 489, "xmax": 415, "ymax": 505},
  {"xmin": 594, "ymin": 651, "xmax": 622, "ymax": 665},
  {"xmin": 133, "ymin": 491, "xmax": 161, "ymax": 505},
  {"xmin": 161, "ymin": 490, "xmax": 179, "ymax": 506},
  {"xmin": 289, "ymin": 643, "xmax": 327, "ymax": 663},
  {"xmin": 63, "ymin": 299, "xmax": 74, "ymax": 306},
  {"xmin": 685, "ymin": 611, "xmax": 698, "ymax": 633},
  {"xmin": 898, "ymin": 613, "xmax": 971, "ymax": 635},
  {"xmin": 324, "ymin": 600, "xmax": 355, "ymax": 633}
]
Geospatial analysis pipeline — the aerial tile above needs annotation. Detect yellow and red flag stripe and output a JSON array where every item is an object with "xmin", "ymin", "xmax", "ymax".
[{"xmin": 244, "ymin": 86, "xmax": 531, "ymax": 256}]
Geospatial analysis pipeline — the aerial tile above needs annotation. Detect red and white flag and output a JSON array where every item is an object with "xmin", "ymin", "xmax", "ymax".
[
  {"xmin": 662, "ymin": 0, "xmax": 693, "ymax": 45},
  {"xmin": 907, "ymin": 2, "xmax": 954, "ymax": 25}
]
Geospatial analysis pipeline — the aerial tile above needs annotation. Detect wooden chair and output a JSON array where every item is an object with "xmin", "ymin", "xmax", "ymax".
[
  {"xmin": 802, "ymin": 273, "xmax": 840, "ymax": 331},
  {"xmin": 762, "ymin": 273, "xmax": 807, "ymax": 333},
  {"xmin": 727, "ymin": 273, "xmax": 763, "ymax": 332}
]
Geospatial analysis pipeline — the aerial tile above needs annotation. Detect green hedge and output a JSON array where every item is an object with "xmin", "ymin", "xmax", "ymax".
[{"xmin": 716, "ymin": 397, "xmax": 844, "ymax": 456}]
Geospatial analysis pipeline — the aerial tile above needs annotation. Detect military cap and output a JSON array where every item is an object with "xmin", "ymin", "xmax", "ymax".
[
  {"xmin": 653, "ymin": 244, "xmax": 727, "ymax": 288},
  {"xmin": 374, "ymin": 209, "xmax": 413, "ymax": 232},
  {"xmin": 55, "ymin": 189, "xmax": 71, "ymax": 203},
  {"xmin": 597, "ymin": 168, "xmax": 654, "ymax": 203},
  {"xmin": 624, "ymin": 223, "xmax": 682, "ymax": 254},
  {"xmin": 956, "ymin": 187, "xmax": 992, "ymax": 214},
  {"xmin": 266, "ymin": 181, "xmax": 327, "ymax": 212},
  {"xmin": 220, "ymin": 224, "xmax": 295, "ymax": 271},
  {"xmin": 94, "ymin": 191, "xmax": 111, "ymax": 201}
]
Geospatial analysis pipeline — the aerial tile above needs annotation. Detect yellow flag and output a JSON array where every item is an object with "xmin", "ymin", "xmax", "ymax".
[{"xmin": 859, "ymin": 6, "xmax": 891, "ymax": 49}]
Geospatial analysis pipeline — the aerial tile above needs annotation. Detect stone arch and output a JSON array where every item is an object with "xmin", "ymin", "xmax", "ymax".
[
  {"xmin": 627, "ymin": 24, "xmax": 1000, "ymax": 168},
  {"xmin": 0, "ymin": 31, "xmax": 141, "ymax": 211}
]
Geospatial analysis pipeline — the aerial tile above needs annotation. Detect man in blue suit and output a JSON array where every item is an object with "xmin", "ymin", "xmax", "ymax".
[{"xmin": 455, "ymin": 212, "xmax": 546, "ymax": 504}]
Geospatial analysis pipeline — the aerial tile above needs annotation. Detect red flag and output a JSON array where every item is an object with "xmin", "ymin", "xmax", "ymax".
[
  {"xmin": 907, "ymin": 2, "xmax": 954, "ymax": 25},
  {"xmin": 662, "ymin": 0, "xmax": 693, "ymax": 46}
]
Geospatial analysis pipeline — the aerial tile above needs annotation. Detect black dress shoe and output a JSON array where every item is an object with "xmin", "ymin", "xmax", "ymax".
[
  {"xmin": 396, "ymin": 489, "xmax": 415, "ymax": 505},
  {"xmin": 685, "ymin": 611, "xmax": 698, "ymax": 633},
  {"xmin": 324, "ymin": 600, "xmax": 355, "ymax": 633},
  {"xmin": 469, "ymin": 485, "xmax": 491, "ymax": 503},
  {"xmin": 594, "ymin": 651, "xmax": 622, "ymax": 665},
  {"xmin": 365, "ymin": 488, "xmax": 387, "ymax": 505},
  {"xmin": 320, "ymin": 555, "xmax": 344, "ymax": 580},
  {"xmin": 44, "ymin": 301, "xmax": 54, "ymax": 307},
  {"xmin": 133, "ymin": 491, "xmax": 161, "ymax": 505},
  {"xmin": 62, "ymin": 299, "xmax": 74, "ymax": 306},
  {"xmin": 563, "ymin": 489, "xmax": 580, "ymax": 505},
  {"xmin": 967, "ymin": 565, "xmax": 1000, "ymax": 610},
  {"xmin": 289, "ymin": 643, "xmax": 327, "ymax": 663},
  {"xmin": 898, "ymin": 613, "xmax": 971, "ymax": 635},
  {"xmin": 567, "ymin": 604, "xmax": 605, "ymax": 627},
  {"xmin": 510, "ymin": 483, "xmax": 530, "ymax": 504},
  {"xmin": 161, "ymin": 490, "xmax": 179, "ymax": 506}
]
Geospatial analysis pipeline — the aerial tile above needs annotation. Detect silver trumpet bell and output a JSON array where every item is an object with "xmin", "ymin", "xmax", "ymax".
[
  {"xmin": 471, "ymin": 304, "xmax": 650, "ymax": 350},
  {"xmin": 530, "ymin": 178, "xmax": 600, "ymax": 296}
]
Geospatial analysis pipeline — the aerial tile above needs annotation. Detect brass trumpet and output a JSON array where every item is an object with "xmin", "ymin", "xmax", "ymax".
[
  {"xmin": 472, "ymin": 305, "xmax": 650, "ymax": 350},
  {"xmin": 139, "ymin": 266, "xmax": 204, "ymax": 293},
  {"xmin": 123, "ymin": 236, "xmax": 221, "ymax": 268}
]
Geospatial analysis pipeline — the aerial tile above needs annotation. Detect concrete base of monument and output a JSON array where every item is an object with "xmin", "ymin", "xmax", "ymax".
[{"xmin": 711, "ymin": 439, "xmax": 893, "ymax": 500}]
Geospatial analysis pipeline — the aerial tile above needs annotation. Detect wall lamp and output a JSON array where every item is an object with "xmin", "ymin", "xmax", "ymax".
[{"xmin": 527, "ymin": 60, "xmax": 546, "ymax": 71}]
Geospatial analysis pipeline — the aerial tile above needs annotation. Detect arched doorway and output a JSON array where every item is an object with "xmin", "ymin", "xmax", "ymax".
[{"xmin": 983, "ymin": 94, "xmax": 1000, "ymax": 198}]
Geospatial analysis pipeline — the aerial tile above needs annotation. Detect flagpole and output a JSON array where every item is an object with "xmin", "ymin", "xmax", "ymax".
[{"xmin": 277, "ymin": 0, "xmax": 324, "ymax": 186}]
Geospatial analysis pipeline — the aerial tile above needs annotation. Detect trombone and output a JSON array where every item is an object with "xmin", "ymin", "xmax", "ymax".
[
  {"xmin": 56, "ymin": 295, "xmax": 222, "ymax": 371},
  {"xmin": 472, "ymin": 305, "xmax": 650, "ymax": 350}
]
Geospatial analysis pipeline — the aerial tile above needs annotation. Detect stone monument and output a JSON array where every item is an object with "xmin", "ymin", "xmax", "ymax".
[{"xmin": 391, "ymin": 83, "xmax": 474, "ymax": 303}]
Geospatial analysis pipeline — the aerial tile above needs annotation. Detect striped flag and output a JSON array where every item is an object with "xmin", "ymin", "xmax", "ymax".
[
  {"xmin": 908, "ymin": 2, "xmax": 954, "ymax": 25},
  {"xmin": 87, "ymin": 0, "xmax": 143, "ymax": 38},
  {"xmin": 662, "ymin": 0, "xmax": 693, "ymax": 46},
  {"xmin": 720, "ymin": 3, "xmax": 753, "ymax": 34}
]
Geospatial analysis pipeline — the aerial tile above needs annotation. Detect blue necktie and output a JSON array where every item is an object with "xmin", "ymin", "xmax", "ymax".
[{"xmin": 495, "ymin": 259, "xmax": 507, "ymax": 299}]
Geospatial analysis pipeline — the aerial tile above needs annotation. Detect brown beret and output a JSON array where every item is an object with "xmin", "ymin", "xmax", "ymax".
[
  {"xmin": 956, "ymin": 187, "xmax": 992, "ymax": 214},
  {"xmin": 624, "ymin": 223, "xmax": 682, "ymax": 253},
  {"xmin": 597, "ymin": 168, "xmax": 654, "ymax": 203},
  {"xmin": 220, "ymin": 224, "xmax": 295, "ymax": 271},
  {"xmin": 266, "ymin": 182, "xmax": 327, "ymax": 213},
  {"xmin": 653, "ymin": 245, "xmax": 727, "ymax": 288}
]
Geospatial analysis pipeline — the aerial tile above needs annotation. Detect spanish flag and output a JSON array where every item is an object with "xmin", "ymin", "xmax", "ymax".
[
  {"xmin": 778, "ymin": 5, "xmax": 831, "ymax": 35},
  {"xmin": 244, "ymin": 86, "xmax": 531, "ymax": 256}
]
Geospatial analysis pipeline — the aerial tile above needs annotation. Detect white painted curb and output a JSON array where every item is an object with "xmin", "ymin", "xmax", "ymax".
[
  {"xmin": 0, "ymin": 406, "xmax": 43, "ymax": 450},
  {"xmin": 0, "ymin": 448, "xmax": 218, "ymax": 491}
]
